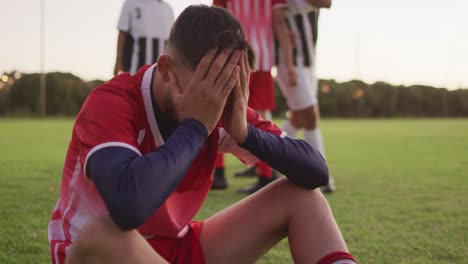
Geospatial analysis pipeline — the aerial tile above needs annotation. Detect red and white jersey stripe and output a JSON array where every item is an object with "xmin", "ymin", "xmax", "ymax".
[{"xmin": 214, "ymin": 0, "xmax": 287, "ymax": 72}]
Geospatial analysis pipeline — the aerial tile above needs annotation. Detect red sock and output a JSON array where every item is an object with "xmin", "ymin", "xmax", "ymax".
[
  {"xmin": 256, "ymin": 161, "xmax": 272, "ymax": 178},
  {"xmin": 215, "ymin": 153, "xmax": 224, "ymax": 169},
  {"xmin": 316, "ymin": 251, "xmax": 356, "ymax": 264}
]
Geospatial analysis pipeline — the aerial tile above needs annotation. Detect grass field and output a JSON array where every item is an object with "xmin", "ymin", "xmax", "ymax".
[{"xmin": 0, "ymin": 118, "xmax": 467, "ymax": 263}]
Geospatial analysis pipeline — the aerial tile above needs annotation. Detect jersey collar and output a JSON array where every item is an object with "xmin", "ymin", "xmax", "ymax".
[{"xmin": 140, "ymin": 64, "xmax": 165, "ymax": 146}]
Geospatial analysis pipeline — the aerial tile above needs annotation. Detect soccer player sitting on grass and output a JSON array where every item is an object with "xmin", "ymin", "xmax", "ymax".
[{"xmin": 48, "ymin": 5, "xmax": 356, "ymax": 264}]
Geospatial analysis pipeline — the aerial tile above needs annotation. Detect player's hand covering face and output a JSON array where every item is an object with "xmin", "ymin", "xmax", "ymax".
[
  {"xmin": 168, "ymin": 48, "xmax": 241, "ymax": 134},
  {"xmin": 221, "ymin": 51, "xmax": 251, "ymax": 144}
]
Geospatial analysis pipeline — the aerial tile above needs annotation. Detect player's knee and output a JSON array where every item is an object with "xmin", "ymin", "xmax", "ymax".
[
  {"xmin": 307, "ymin": 188, "xmax": 329, "ymax": 207},
  {"xmin": 278, "ymin": 178, "xmax": 328, "ymax": 208},
  {"xmin": 66, "ymin": 217, "xmax": 115, "ymax": 263},
  {"xmin": 289, "ymin": 112, "xmax": 303, "ymax": 129},
  {"xmin": 294, "ymin": 188, "xmax": 331, "ymax": 218},
  {"xmin": 293, "ymin": 180, "xmax": 329, "ymax": 207},
  {"xmin": 302, "ymin": 107, "xmax": 318, "ymax": 130}
]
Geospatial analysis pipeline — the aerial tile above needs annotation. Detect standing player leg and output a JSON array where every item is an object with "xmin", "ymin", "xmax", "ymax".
[
  {"xmin": 291, "ymin": 106, "xmax": 335, "ymax": 192},
  {"xmin": 281, "ymin": 117, "xmax": 299, "ymax": 138},
  {"xmin": 277, "ymin": 65, "xmax": 302, "ymax": 138},
  {"xmin": 201, "ymin": 177, "xmax": 355, "ymax": 264},
  {"xmin": 212, "ymin": 153, "xmax": 228, "ymax": 189},
  {"xmin": 300, "ymin": 73, "xmax": 335, "ymax": 193},
  {"xmin": 278, "ymin": 67, "xmax": 336, "ymax": 192},
  {"xmin": 238, "ymin": 71, "xmax": 277, "ymax": 194}
]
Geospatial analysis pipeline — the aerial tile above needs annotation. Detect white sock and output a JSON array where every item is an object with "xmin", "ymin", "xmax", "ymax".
[
  {"xmin": 282, "ymin": 120, "xmax": 299, "ymax": 138},
  {"xmin": 304, "ymin": 129, "xmax": 325, "ymax": 157}
]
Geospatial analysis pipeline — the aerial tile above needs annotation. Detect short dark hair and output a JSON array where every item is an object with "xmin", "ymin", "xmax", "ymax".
[{"xmin": 168, "ymin": 5, "xmax": 255, "ymax": 70}]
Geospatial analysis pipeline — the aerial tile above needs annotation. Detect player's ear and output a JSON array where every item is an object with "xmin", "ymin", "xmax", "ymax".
[{"xmin": 156, "ymin": 55, "xmax": 173, "ymax": 82}]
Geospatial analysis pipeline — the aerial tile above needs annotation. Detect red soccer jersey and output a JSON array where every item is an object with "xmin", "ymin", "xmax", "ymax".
[
  {"xmin": 48, "ymin": 64, "xmax": 285, "ymax": 263},
  {"xmin": 214, "ymin": 0, "xmax": 287, "ymax": 72}
]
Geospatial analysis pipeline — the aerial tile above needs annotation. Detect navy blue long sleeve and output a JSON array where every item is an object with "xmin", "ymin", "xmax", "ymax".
[
  {"xmin": 88, "ymin": 118, "xmax": 208, "ymax": 230},
  {"xmin": 240, "ymin": 123, "xmax": 329, "ymax": 189}
]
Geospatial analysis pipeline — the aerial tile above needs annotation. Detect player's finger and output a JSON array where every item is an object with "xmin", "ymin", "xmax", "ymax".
[
  {"xmin": 203, "ymin": 48, "xmax": 232, "ymax": 84},
  {"xmin": 290, "ymin": 75, "xmax": 298, "ymax": 87},
  {"xmin": 213, "ymin": 49, "xmax": 241, "ymax": 90},
  {"xmin": 289, "ymin": 68, "xmax": 298, "ymax": 87},
  {"xmin": 239, "ymin": 52, "xmax": 247, "ymax": 85},
  {"xmin": 207, "ymin": 48, "xmax": 238, "ymax": 84},
  {"xmin": 237, "ymin": 52, "xmax": 245, "ymax": 95},
  {"xmin": 244, "ymin": 50, "xmax": 251, "ymax": 79},
  {"xmin": 234, "ymin": 74, "xmax": 242, "ymax": 99},
  {"xmin": 240, "ymin": 52, "xmax": 250, "ymax": 98},
  {"xmin": 193, "ymin": 48, "xmax": 218, "ymax": 81},
  {"xmin": 220, "ymin": 65, "xmax": 240, "ymax": 99}
]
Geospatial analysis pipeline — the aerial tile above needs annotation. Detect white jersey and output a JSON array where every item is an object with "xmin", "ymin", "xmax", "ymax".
[
  {"xmin": 275, "ymin": 0, "xmax": 319, "ymax": 68},
  {"xmin": 118, "ymin": 0, "xmax": 175, "ymax": 74}
]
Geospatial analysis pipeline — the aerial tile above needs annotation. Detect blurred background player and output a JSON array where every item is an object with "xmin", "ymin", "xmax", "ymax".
[
  {"xmin": 275, "ymin": 0, "xmax": 335, "ymax": 192},
  {"xmin": 213, "ymin": 0, "xmax": 297, "ymax": 193},
  {"xmin": 114, "ymin": 0, "xmax": 174, "ymax": 75}
]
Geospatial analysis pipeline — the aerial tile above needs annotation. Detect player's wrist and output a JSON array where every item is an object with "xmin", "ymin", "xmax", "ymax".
[
  {"xmin": 180, "ymin": 118, "xmax": 209, "ymax": 139},
  {"xmin": 237, "ymin": 123, "xmax": 256, "ymax": 148},
  {"xmin": 231, "ymin": 122, "xmax": 248, "ymax": 145}
]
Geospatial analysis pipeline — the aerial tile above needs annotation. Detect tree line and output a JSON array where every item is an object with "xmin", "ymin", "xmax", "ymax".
[
  {"xmin": 274, "ymin": 80, "xmax": 468, "ymax": 118},
  {"xmin": 1, "ymin": 72, "xmax": 467, "ymax": 117}
]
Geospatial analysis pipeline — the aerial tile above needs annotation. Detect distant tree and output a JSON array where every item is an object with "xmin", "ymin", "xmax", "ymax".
[
  {"xmin": 86, "ymin": 80, "xmax": 106, "ymax": 91},
  {"xmin": 8, "ymin": 72, "xmax": 90, "ymax": 116},
  {"xmin": 367, "ymin": 82, "xmax": 399, "ymax": 117},
  {"xmin": 0, "ymin": 87, "xmax": 7, "ymax": 115},
  {"xmin": 448, "ymin": 89, "xmax": 468, "ymax": 116}
]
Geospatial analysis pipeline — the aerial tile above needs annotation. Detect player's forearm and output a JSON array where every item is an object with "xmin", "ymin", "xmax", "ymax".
[
  {"xmin": 115, "ymin": 31, "xmax": 127, "ymax": 66},
  {"xmin": 239, "ymin": 124, "xmax": 329, "ymax": 189},
  {"xmin": 307, "ymin": 0, "xmax": 332, "ymax": 8},
  {"xmin": 273, "ymin": 12, "xmax": 295, "ymax": 67},
  {"xmin": 89, "ymin": 118, "xmax": 208, "ymax": 230}
]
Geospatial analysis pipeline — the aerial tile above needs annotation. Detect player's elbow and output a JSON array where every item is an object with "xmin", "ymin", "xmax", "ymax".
[
  {"xmin": 314, "ymin": 162, "xmax": 330, "ymax": 188},
  {"xmin": 312, "ymin": 154, "xmax": 330, "ymax": 188},
  {"xmin": 306, "ymin": 162, "xmax": 329, "ymax": 189},
  {"xmin": 108, "ymin": 197, "xmax": 151, "ymax": 231},
  {"xmin": 109, "ymin": 213, "xmax": 144, "ymax": 231},
  {"xmin": 302, "ymin": 142, "xmax": 330, "ymax": 188},
  {"xmin": 287, "ymin": 160, "xmax": 329, "ymax": 189}
]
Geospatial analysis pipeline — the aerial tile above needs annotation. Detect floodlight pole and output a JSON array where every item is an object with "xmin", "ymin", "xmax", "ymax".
[{"xmin": 40, "ymin": 0, "xmax": 46, "ymax": 116}]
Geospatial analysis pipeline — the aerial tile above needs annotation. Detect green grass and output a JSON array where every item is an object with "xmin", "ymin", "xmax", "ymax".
[{"xmin": 1, "ymin": 118, "xmax": 467, "ymax": 263}]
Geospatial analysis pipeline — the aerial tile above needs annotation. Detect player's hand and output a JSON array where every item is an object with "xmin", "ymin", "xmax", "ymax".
[
  {"xmin": 169, "ymin": 48, "xmax": 241, "ymax": 134},
  {"xmin": 289, "ymin": 31, "xmax": 298, "ymax": 48},
  {"xmin": 287, "ymin": 65, "xmax": 298, "ymax": 87},
  {"xmin": 221, "ymin": 51, "xmax": 250, "ymax": 144}
]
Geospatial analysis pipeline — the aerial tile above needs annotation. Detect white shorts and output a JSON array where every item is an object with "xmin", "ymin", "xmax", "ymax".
[{"xmin": 277, "ymin": 66, "xmax": 318, "ymax": 111}]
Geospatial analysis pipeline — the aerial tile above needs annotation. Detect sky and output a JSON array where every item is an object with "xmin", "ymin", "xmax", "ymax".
[{"xmin": 1, "ymin": 0, "xmax": 467, "ymax": 89}]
